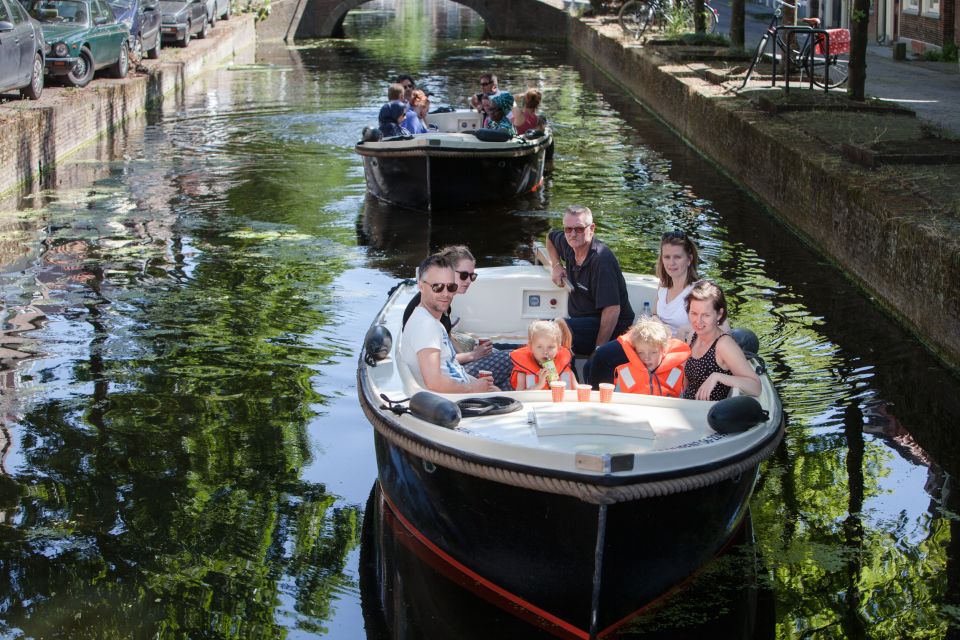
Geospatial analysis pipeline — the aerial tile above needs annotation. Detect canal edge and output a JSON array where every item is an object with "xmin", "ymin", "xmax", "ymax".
[
  {"xmin": 0, "ymin": 15, "xmax": 257, "ymax": 201},
  {"xmin": 567, "ymin": 19, "xmax": 960, "ymax": 376}
]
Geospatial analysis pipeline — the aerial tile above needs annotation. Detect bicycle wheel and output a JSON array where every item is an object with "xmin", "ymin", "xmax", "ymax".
[
  {"xmin": 739, "ymin": 31, "xmax": 772, "ymax": 88},
  {"xmin": 810, "ymin": 52, "xmax": 849, "ymax": 88},
  {"xmin": 619, "ymin": 0, "xmax": 656, "ymax": 38},
  {"xmin": 705, "ymin": 6, "xmax": 718, "ymax": 33},
  {"xmin": 679, "ymin": 0, "xmax": 717, "ymax": 34}
]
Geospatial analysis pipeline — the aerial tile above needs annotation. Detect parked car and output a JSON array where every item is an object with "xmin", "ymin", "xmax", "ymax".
[
  {"xmin": 159, "ymin": 0, "xmax": 205, "ymax": 46},
  {"xmin": 24, "ymin": 0, "xmax": 129, "ymax": 87},
  {"xmin": 202, "ymin": 0, "xmax": 227, "ymax": 26},
  {"xmin": 0, "ymin": 0, "xmax": 44, "ymax": 99},
  {"xmin": 109, "ymin": 0, "xmax": 160, "ymax": 60}
]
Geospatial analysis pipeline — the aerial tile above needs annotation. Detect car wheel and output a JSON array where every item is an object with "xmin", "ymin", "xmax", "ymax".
[
  {"xmin": 66, "ymin": 46, "xmax": 95, "ymax": 88},
  {"xmin": 21, "ymin": 52, "xmax": 44, "ymax": 100},
  {"xmin": 108, "ymin": 39, "xmax": 130, "ymax": 78},
  {"xmin": 147, "ymin": 30, "xmax": 162, "ymax": 58},
  {"xmin": 132, "ymin": 34, "xmax": 143, "ymax": 62},
  {"xmin": 198, "ymin": 13, "xmax": 209, "ymax": 38},
  {"xmin": 180, "ymin": 22, "xmax": 191, "ymax": 46}
]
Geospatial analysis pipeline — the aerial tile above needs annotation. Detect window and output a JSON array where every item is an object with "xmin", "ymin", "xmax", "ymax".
[
  {"xmin": 903, "ymin": 0, "xmax": 918, "ymax": 13},
  {"xmin": 923, "ymin": 0, "xmax": 939, "ymax": 15},
  {"xmin": 10, "ymin": 0, "xmax": 29, "ymax": 22}
]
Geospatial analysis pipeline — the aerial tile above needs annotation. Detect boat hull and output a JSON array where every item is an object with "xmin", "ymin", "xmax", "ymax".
[
  {"xmin": 373, "ymin": 431, "xmax": 759, "ymax": 638},
  {"xmin": 359, "ymin": 142, "xmax": 549, "ymax": 211}
]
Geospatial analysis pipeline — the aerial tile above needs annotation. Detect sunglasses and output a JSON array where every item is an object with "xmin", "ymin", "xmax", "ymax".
[
  {"xmin": 425, "ymin": 281, "xmax": 458, "ymax": 293},
  {"xmin": 564, "ymin": 225, "xmax": 591, "ymax": 234},
  {"xmin": 456, "ymin": 271, "xmax": 478, "ymax": 282},
  {"xmin": 662, "ymin": 230, "xmax": 686, "ymax": 241},
  {"xmin": 480, "ymin": 80, "xmax": 493, "ymax": 86},
  {"xmin": 402, "ymin": 84, "xmax": 413, "ymax": 89}
]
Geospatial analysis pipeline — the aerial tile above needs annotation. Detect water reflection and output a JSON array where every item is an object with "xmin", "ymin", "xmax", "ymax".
[
  {"xmin": 355, "ymin": 194, "xmax": 553, "ymax": 277},
  {"xmin": 360, "ymin": 483, "xmax": 774, "ymax": 639}
]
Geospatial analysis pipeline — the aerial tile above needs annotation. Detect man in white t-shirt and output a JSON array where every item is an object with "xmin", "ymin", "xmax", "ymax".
[{"xmin": 401, "ymin": 254, "xmax": 498, "ymax": 393}]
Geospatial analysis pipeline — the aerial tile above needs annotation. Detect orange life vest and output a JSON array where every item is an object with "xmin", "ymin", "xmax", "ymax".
[
  {"xmin": 614, "ymin": 335, "xmax": 691, "ymax": 397},
  {"xmin": 509, "ymin": 346, "xmax": 575, "ymax": 390}
]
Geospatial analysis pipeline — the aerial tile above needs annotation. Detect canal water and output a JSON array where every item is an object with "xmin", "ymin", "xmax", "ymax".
[{"xmin": 1, "ymin": 1, "xmax": 959, "ymax": 637}]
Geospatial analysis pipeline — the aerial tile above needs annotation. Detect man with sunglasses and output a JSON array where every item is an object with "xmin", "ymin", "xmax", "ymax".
[
  {"xmin": 401, "ymin": 254, "xmax": 498, "ymax": 393},
  {"xmin": 545, "ymin": 205, "xmax": 634, "ymax": 367},
  {"xmin": 469, "ymin": 73, "xmax": 499, "ymax": 119},
  {"xmin": 395, "ymin": 74, "xmax": 416, "ymax": 104}
]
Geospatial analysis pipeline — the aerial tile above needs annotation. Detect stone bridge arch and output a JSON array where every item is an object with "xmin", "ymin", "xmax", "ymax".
[{"xmin": 260, "ymin": 0, "xmax": 570, "ymax": 42}]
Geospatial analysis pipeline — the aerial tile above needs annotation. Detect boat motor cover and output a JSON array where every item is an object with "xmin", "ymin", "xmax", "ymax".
[
  {"xmin": 474, "ymin": 128, "xmax": 513, "ymax": 142},
  {"xmin": 707, "ymin": 396, "xmax": 770, "ymax": 434},
  {"xmin": 730, "ymin": 328, "xmax": 760, "ymax": 359},
  {"xmin": 363, "ymin": 324, "xmax": 393, "ymax": 366},
  {"xmin": 410, "ymin": 391, "xmax": 461, "ymax": 429}
]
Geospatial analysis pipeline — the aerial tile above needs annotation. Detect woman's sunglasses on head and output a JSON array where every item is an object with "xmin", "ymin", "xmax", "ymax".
[
  {"xmin": 426, "ymin": 282, "xmax": 459, "ymax": 293},
  {"xmin": 662, "ymin": 230, "xmax": 686, "ymax": 241},
  {"xmin": 456, "ymin": 271, "xmax": 478, "ymax": 282}
]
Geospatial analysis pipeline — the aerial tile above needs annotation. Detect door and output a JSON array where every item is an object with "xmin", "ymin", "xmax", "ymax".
[
  {"xmin": 92, "ymin": 0, "xmax": 122, "ymax": 66},
  {"xmin": 0, "ymin": 0, "xmax": 15, "ymax": 91},
  {"xmin": 10, "ymin": 0, "xmax": 36, "ymax": 85}
]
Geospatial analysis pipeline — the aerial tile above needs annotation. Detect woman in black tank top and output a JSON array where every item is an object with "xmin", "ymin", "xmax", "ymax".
[{"xmin": 683, "ymin": 281, "xmax": 761, "ymax": 401}]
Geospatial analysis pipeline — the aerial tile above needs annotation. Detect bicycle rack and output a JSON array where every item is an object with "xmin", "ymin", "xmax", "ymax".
[{"xmin": 771, "ymin": 26, "xmax": 831, "ymax": 92}]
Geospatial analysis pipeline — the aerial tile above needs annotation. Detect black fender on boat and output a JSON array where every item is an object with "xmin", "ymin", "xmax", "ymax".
[
  {"xmin": 729, "ymin": 328, "xmax": 760, "ymax": 359},
  {"xmin": 474, "ymin": 128, "xmax": 513, "ymax": 142},
  {"xmin": 364, "ymin": 324, "xmax": 393, "ymax": 366},
  {"xmin": 708, "ymin": 396, "xmax": 769, "ymax": 434},
  {"xmin": 361, "ymin": 126, "xmax": 382, "ymax": 143},
  {"xmin": 410, "ymin": 391, "xmax": 461, "ymax": 429}
]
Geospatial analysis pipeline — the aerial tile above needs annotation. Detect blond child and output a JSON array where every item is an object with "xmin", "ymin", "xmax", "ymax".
[
  {"xmin": 509, "ymin": 319, "xmax": 577, "ymax": 391},
  {"xmin": 613, "ymin": 317, "xmax": 691, "ymax": 397}
]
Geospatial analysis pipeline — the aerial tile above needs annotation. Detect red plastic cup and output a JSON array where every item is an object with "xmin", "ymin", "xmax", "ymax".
[
  {"xmin": 550, "ymin": 380, "xmax": 566, "ymax": 402},
  {"xmin": 599, "ymin": 383, "xmax": 614, "ymax": 403},
  {"xmin": 478, "ymin": 370, "xmax": 492, "ymax": 379},
  {"xmin": 576, "ymin": 383, "xmax": 592, "ymax": 402}
]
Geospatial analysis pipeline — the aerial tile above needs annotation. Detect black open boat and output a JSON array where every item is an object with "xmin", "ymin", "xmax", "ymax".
[
  {"xmin": 355, "ymin": 110, "xmax": 553, "ymax": 211},
  {"xmin": 357, "ymin": 262, "xmax": 784, "ymax": 639}
]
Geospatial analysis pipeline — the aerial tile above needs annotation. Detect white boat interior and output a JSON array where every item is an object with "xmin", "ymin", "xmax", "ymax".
[{"xmin": 362, "ymin": 260, "xmax": 783, "ymax": 480}]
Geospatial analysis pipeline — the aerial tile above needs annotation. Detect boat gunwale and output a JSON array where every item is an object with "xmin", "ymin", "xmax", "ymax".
[{"xmin": 355, "ymin": 133, "xmax": 552, "ymax": 159}]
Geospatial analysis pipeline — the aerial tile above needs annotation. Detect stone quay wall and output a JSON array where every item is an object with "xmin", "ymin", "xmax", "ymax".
[
  {"xmin": 568, "ymin": 20, "xmax": 960, "ymax": 373},
  {"xmin": 0, "ymin": 15, "xmax": 257, "ymax": 198}
]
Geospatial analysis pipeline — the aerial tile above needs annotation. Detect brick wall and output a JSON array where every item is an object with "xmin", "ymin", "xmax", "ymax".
[
  {"xmin": 0, "ymin": 16, "xmax": 256, "ymax": 198},
  {"xmin": 900, "ymin": 0, "xmax": 955, "ymax": 47},
  {"xmin": 568, "ymin": 18, "xmax": 960, "ymax": 372}
]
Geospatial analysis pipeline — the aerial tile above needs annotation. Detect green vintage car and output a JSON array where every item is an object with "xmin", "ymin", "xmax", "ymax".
[{"xmin": 25, "ymin": 0, "xmax": 129, "ymax": 87}]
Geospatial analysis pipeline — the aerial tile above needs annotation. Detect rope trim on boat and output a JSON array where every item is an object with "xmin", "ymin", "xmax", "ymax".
[
  {"xmin": 354, "ymin": 144, "xmax": 548, "ymax": 159},
  {"xmin": 359, "ymin": 368, "xmax": 785, "ymax": 506}
]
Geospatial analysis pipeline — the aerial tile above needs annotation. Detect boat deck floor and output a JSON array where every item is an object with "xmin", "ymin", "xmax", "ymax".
[{"xmin": 451, "ymin": 395, "xmax": 719, "ymax": 456}]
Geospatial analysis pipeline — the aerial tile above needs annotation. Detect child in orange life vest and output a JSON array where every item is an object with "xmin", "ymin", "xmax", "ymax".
[
  {"xmin": 614, "ymin": 317, "xmax": 691, "ymax": 397},
  {"xmin": 509, "ymin": 319, "xmax": 577, "ymax": 391}
]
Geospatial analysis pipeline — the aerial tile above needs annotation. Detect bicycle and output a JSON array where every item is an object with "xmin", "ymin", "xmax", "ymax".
[
  {"xmin": 738, "ymin": 0, "xmax": 849, "ymax": 90},
  {"xmin": 618, "ymin": 0, "xmax": 718, "ymax": 40}
]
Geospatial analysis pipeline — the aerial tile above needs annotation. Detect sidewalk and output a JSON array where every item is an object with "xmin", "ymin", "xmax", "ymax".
[{"xmin": 712, "ymin": 1, "xmax": 960, "ymax": 135}]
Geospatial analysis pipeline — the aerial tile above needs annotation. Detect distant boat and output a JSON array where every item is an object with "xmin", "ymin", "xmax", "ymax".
[
  {"xmin": 355, "ymin": 109, "xmax": 553, "ymax": 212},
  {"xmin": 357, "ymin": 258, "xmax": 784, "ymax": 639}
]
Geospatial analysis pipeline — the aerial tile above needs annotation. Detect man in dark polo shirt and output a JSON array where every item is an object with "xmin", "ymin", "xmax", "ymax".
[{"xmin": 545, "ymin": 204, "xmax": 634, "ymax": 359}]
